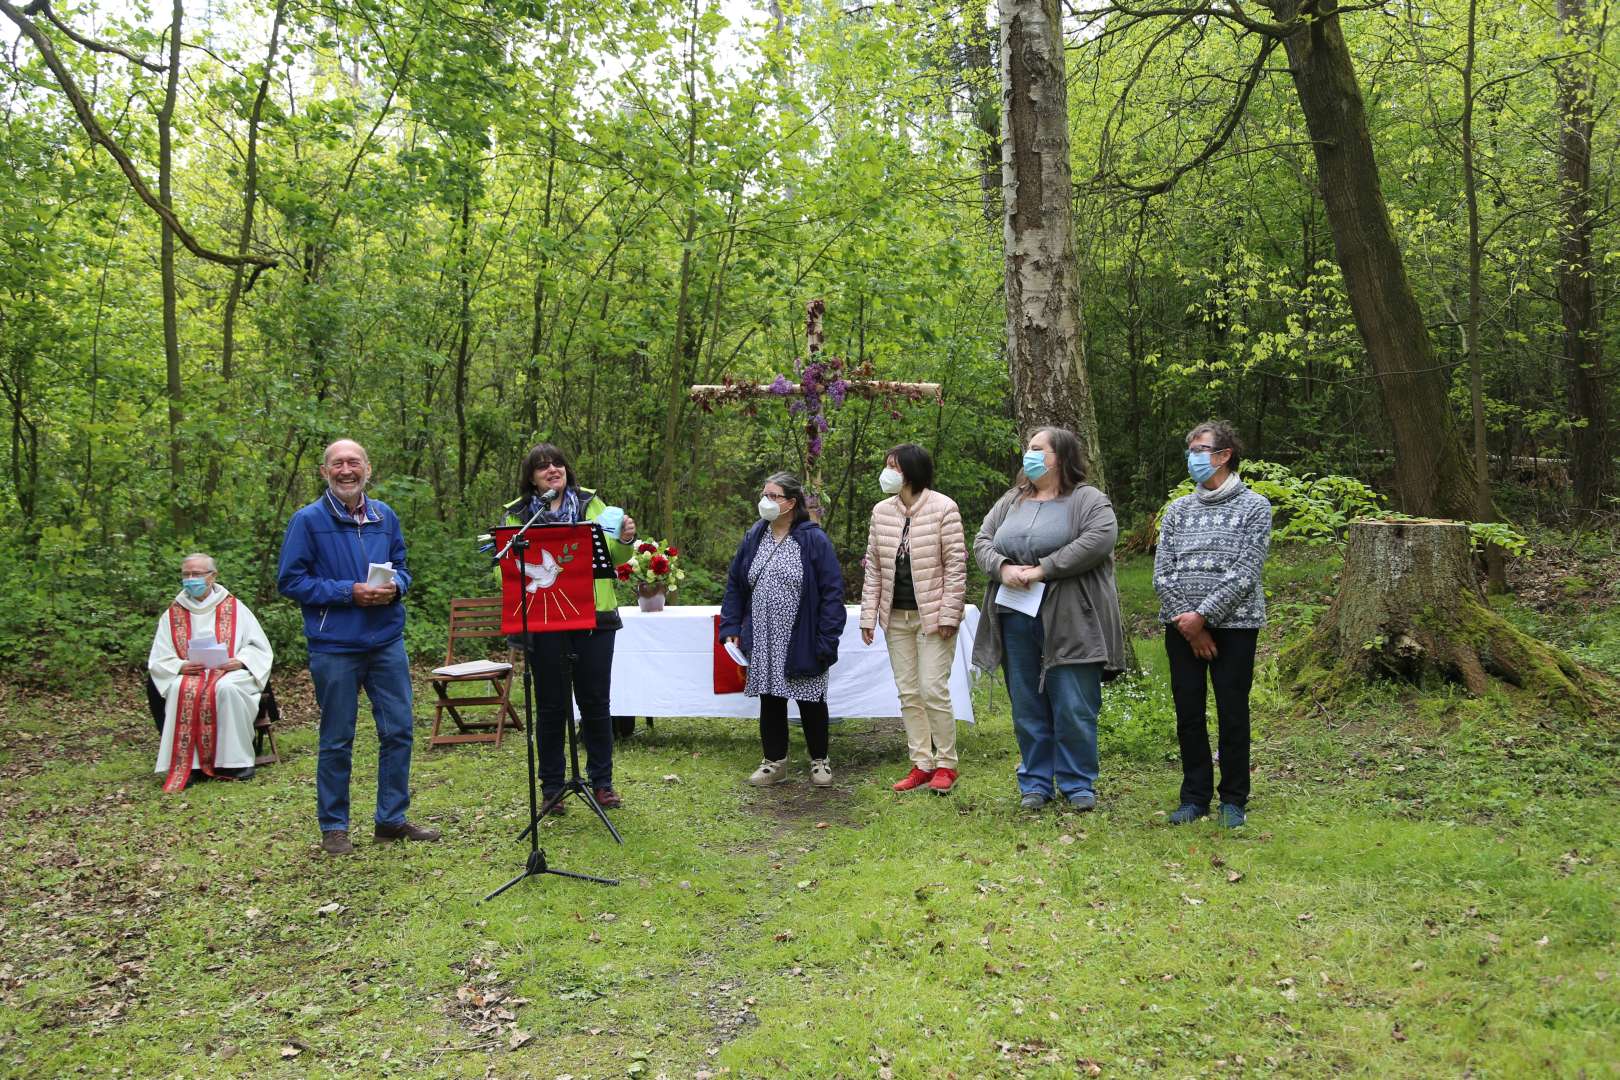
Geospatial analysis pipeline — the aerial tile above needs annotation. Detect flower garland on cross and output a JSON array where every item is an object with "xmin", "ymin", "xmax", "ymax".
[{"xmin": 690, "ymin": 299, "xmax": 942, "ymax": 519}]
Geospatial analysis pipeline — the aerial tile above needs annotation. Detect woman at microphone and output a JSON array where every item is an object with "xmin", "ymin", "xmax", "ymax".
[{"xmin": 501, "ymin": 443, "xmax": 636, "ymax": 811}]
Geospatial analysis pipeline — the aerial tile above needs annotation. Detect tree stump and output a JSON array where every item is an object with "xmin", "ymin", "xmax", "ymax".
[{"xmin": 1283, "ymin": 518, "xmax": 1613, "ymax": 715}]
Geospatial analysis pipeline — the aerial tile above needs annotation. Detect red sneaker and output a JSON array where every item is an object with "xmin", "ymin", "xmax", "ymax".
[
  {"xmin": 892, "ymin": 767, "xmax": 935, "ymax": 792},
  {"xmin": 928, "ymin": 768, "xmax": 958, "ymax": 794}
]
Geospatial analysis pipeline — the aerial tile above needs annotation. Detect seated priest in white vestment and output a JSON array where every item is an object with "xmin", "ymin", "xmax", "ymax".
[{"xmin": 148, "ymin": 553, "xmax": 274, "ymax": 792}]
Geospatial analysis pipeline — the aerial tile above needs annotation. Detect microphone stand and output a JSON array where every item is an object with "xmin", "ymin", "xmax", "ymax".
[{"xmin": 486, "ymin": 499, "xmax": 617, "ymax": 900}]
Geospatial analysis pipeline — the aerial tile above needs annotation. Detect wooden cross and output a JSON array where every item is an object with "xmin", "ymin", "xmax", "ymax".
[{"xmin": 690, "ymin": 299, "xmax": 942, "ymax": 522}]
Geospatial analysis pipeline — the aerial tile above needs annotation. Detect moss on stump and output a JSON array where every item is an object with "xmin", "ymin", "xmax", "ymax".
[{"xmin": 1281, "ymin": 519, "xmax": 1616, "ymax": 716}]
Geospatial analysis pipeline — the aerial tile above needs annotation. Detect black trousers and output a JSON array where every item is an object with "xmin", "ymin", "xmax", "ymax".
[
  {"xmin": 527, "ymin": 628, "xmax": 616, "ymax": 792},
  {"xmin": 759, "ymin": 695, "xmax": 830, "ymax": 761},
  {"xmin": 1164, "ymin": 625, "xmax": 1259, "ymax": 809}
]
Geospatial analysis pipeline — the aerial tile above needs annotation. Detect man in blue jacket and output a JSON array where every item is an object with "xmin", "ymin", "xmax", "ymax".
[{"xmin": 277, "ymin": 439, "xmax": 440, "ymax": 856}]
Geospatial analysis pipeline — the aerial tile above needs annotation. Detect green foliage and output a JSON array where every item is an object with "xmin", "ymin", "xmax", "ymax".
[
  {"xmin": 1155, "ymin": 460, "xmax": 1387, "ymax": 545},
  {"xmin": 0, "ymin": 0, "xmax": 1614, "ymax": 677}
]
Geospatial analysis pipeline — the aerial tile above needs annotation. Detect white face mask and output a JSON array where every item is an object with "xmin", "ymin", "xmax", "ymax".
[
  {"xmin": 879, "ymin": 467, "xmax": 904, "ymax": 495},
  {"xmin": 758, "ymin": 496, "xmax": 782, "ymax": 522}
]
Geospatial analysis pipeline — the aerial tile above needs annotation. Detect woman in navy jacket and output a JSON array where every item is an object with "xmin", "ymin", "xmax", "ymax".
[{"xmin": 719, "ymin": 472, "xmax": 846, "ymax": 788}]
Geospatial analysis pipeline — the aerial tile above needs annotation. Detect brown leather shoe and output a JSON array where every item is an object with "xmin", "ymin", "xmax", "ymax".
[
  {"xmin": 593, "ymin": 788, "xmax": 622, "ymax": 809},
  {"xmin": 373, "ymin": 820, "xmax": 442, "ymax": 843},
  {"xmin": 320, "ymin": 829, "xmax": 353, "ymax": 856}
]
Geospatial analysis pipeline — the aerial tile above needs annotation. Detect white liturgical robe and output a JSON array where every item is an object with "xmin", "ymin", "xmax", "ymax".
[{"xmin": 149, "ymin": 585, "xmax": 274, "ymax": 778}]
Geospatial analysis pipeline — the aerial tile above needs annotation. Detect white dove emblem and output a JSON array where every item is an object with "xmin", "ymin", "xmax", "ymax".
[{"xmin": 522, "ymin": 549, "xmax": 562, "ymax": 592}]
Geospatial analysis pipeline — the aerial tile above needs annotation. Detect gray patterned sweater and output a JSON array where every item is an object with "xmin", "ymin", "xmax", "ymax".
[{"xmin": 1153, "ymin": 479, "xmax": 1273, "ymax": 628}]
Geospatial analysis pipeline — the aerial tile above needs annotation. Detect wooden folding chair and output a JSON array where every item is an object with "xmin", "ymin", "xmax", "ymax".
[
  {"xmin": 429, "ymin": 597, "xmax": 523, "ymax": 747},
  {"xmin": 252, "ymin": 683, "xmax": 282, "ymax": 765}
]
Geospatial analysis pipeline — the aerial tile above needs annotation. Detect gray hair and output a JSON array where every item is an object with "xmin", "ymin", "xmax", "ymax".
[
  {"xmin": 1186, "ymin": 419, "xmax": 1244, "ymax": 472},
  {"xmin": 764, "ymin": 471, "xmax": 812, "ymax": 527},
  {"xmin": 323, "ymin": 439, "xmax": 370, "ymax": 466},
  {"xmin": 181, "ymin": 552, "xmax": 218, "ymax": 573}
]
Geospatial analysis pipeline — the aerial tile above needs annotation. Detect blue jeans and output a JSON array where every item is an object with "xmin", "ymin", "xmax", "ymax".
[
  {"xmin": 1000, "ymin": 610, "xmax": 1102, "ymax": 800},
  {"xmin": 309, "ymin": 639, "xmax": 415, "ymax": 832}
]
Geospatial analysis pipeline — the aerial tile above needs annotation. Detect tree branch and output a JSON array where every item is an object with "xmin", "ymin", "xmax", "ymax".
[
  {"xmin": 1101, "ymin": 35, "xmax": 1281, "ymax": 199},
  {"xmin": 0, "ymin": 0, "xmax": 276, "ymax": 273},
  {"xmin": 25, "ymin": 0, "xmax": 167, "ymax": 72}
]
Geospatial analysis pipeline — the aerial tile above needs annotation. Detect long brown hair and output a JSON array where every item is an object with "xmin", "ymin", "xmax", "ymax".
[{"xmin": 1014, "ymin": 426, "xmax": 1087, "ymax": 500}]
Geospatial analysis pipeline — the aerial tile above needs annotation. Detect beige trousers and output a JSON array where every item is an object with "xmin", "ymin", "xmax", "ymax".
[{"xmin": 885, "ymin": 608, "xmax": 958, "ymax": 770}]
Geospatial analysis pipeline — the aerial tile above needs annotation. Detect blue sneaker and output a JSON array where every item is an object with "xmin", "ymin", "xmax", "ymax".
[
  {"xmin": 1218, "ymin": 803, "xmax": 1246, "ymax": 828},
  {"xmin": 1019, "ymin": 792, "xmax": 1051, "ymax": 811},
  {"xmin": 1066, "ymin": 792, "xmax": 1097, "ymax": 812},
  {"xmin": 1167, "ymin": 803, "xmax": 1208, "ymax": 825}
]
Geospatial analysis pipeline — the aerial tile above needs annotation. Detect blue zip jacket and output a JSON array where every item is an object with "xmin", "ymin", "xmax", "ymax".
[
  {"xmin": 718, "ymin": 519, "xmax": 846, "ymax": 679},
  {"xmin": 277, "ymin": 492, "xmax": 413, "ymax": 654}
]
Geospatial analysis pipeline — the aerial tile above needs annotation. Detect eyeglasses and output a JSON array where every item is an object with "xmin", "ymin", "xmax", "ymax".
[
  {"xmin": 1187, "ymin": 444, "xmax": 1225, "ymax": 454},
  {"xmin": 760, "ymin": 492, "xmax": 790, "ymax": 502}
]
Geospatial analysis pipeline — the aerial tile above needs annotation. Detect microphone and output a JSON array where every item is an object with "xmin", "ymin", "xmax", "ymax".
[{"xmin": 539, "ymin": 487, "xmax": 558, "ymax": 507}]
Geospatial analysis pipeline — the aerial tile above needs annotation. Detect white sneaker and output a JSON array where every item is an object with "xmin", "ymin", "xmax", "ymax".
[
  {"xmin": 748, "ymin": 758, "xmax": 789, "ymax": 786},
  {"xmin": 809, "ymin": 758, "xmax": 833, "ymax": 787}
]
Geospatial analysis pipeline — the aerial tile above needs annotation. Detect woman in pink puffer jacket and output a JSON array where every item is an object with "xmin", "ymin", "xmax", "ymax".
[{"xmin": 859, "ymin": 444, "xmax": 969, "ymax": 793}]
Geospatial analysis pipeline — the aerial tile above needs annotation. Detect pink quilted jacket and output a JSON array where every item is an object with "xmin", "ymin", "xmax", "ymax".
[{"xmin": 859, "ymin": 488, "xmax": 968, "ymax": 633}]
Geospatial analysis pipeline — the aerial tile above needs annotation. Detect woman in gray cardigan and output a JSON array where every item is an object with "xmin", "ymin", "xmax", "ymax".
[
  {"xmin": 972, "ymin": 427, "xmax": 1127, "ymax": 811},
  {"xmin": 1153, "ymin": 420, "xmax": 1272, "ymax": 829}
]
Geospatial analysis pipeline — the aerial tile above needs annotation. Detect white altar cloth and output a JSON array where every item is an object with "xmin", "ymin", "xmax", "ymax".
[{"xmin": 605, "ymin": 605, "xmax": 981, "ymax": 722}]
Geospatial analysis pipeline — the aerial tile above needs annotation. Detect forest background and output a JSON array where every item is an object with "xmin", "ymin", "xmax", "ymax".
[{"xmin": 1, "ymin": 0, "xmax": 1615, "ymax": 677}]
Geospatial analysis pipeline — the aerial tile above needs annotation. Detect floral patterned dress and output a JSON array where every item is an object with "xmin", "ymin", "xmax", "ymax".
[{"xmin": 744, "ymin": 532, "xmax": 830, "ymax": 703}]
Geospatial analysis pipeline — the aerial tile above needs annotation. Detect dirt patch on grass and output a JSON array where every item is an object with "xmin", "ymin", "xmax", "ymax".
[{"xmin": 739, "ymin": 715, "xmax": 909, "ymax": 828}]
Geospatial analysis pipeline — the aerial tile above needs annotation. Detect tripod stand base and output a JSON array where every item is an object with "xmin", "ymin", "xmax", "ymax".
[
  {"xmin": 519, "ymin": 780, "xmax": 624, "ymax": 845},
  {"xmin": 484, "ymin": 848, "xmax": 619, "ymax": 901}
]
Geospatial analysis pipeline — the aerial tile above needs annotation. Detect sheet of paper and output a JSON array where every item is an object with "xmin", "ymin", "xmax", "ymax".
[
  {"xmin": 366, "ymin": 561, "xmax": 397, "ymax": 587},
  {"xmin": 188, "ymin": 639, "xmax": 229, "ymax": 669},
  {"xmin": 432, "ymin": 659, "xmax": 512, "ymax": 677},
  {"xmin": 994, "ymin": 580, "xmax": 1045, "ymax": 618},
  {"xmin": 723, "ymin": 641, "xmax": 749, "ymax": 667}
]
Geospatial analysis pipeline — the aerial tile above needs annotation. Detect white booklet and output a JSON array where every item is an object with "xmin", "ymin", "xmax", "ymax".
[
  {"xmin": 995, "ymin": 580, "xmax": 1046, "ymax": 618},
  {"xmin": 187, "ymin": 636, "xmax": 229, "ymax": 669},
  {"xmin": 366, "ymin": 561, "xmax": 398, "ymax": 587},
  {"xmin": 723, "ymin": 641, "xmax": 749, "ymax": 667}
]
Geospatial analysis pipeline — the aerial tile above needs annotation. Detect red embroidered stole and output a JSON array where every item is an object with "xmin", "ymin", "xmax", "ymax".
[{"xmin": 162, "ymin": 596, "xmax": 239, "ymax": 793}]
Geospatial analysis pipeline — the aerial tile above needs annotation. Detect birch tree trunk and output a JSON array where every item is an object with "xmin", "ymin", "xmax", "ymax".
[
  {"xmin": 1267, "ymin": 0, "xmax": 1479, "ymax": 520},
  {"xmin": 999, "ymin": 0, "xmax": 1104, "ymax": 489},
  {"xmin": 1554, "ymin": 0, "xmax": 1611, "ymax": 515}
]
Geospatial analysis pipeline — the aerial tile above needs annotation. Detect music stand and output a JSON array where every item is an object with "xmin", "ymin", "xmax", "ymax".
[{"xmin": 484, "ymin": 506, "xmax": 618, "ymax": 900}]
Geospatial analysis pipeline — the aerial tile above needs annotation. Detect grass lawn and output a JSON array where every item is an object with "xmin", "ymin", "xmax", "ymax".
[{"xmin": 1, "ymin": 553, "xmax": 1616, "ymax": 1078}]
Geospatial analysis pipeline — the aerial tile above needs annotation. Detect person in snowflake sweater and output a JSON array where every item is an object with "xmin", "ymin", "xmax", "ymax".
[{"xmin": 1153, "ymin": 420, "xmax": 1272, "ymax": 829}]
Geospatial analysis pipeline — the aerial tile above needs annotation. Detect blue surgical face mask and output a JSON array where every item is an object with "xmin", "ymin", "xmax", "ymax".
[
  {"xmin": 1021, "ymin": 449, "xmax": 1048, "ymax": 481},
  {"xmin": 1186, "ymin": 450, "xmax": 1216, "ymax": 484},
  {"xmin": 182, "ymin": 577, "xmax": 210, "ymax": 599}
]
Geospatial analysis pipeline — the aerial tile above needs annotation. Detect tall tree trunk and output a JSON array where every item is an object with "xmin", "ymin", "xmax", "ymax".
[
  {"xmin": 656, "ymin": 0, "xmax": 703, "ymax": 542},
  {"xmin": 159, "ymin": 0, "xmax": 186, "ymax": 535},
  {"xmin": 1268, "ymin": 0, "xmax": 1479, "ymax": 519},
  {"xmin": 657, "ymin": 209, "xmax": 699, "ymax": 543},
  {"xmin": 1460, "ymin": 0, "xmax": 1506, "ymax": 590},
  {"xmin": 999, "ymin": 0, "xmax": 1105, "ymax": 488},
  {"xmin": 1555, "ymin": 0, "xmax": 1610, "ymax": 514},
  {"xmin": 963, "ymin": 0, "xmax": 1000, "ymax": 224},
  {"xmin": 219, "ymin": 0, "xmax": 286, "ymax": 385},
  {"xmin": 455, "ymin": 183, "xmax": 474, "ymax": 498}
]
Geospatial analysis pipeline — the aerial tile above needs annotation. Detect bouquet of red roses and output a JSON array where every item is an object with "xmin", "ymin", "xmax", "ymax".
[{"xmin": 616, "ymin": 539, "xmax": 684, "ymax": 594}]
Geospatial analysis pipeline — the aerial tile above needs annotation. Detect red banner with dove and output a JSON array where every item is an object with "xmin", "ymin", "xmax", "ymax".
[{"xmin": 493, "ymin": 524, "xmax": 599, "ymax": 634}]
